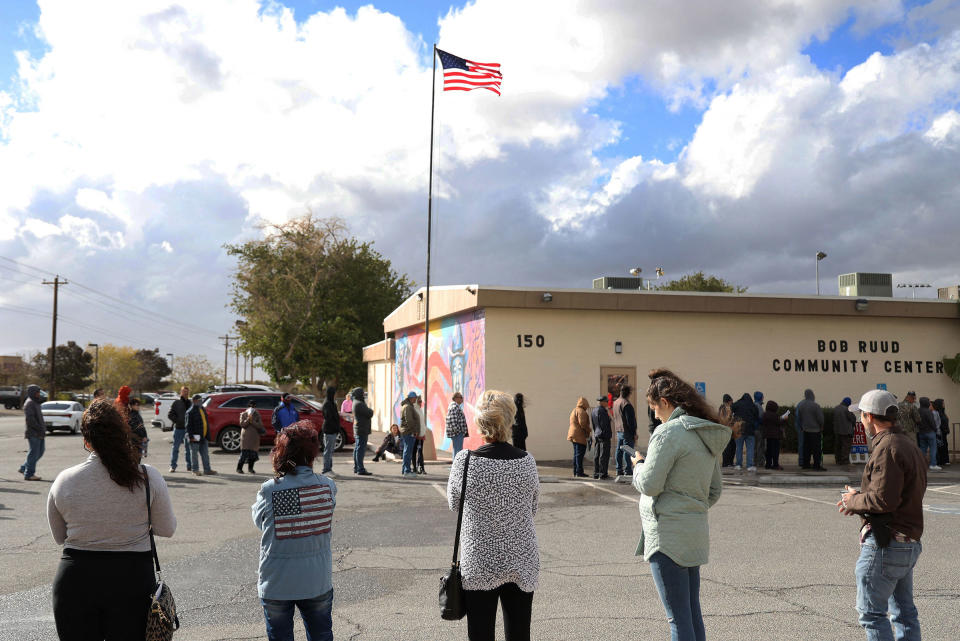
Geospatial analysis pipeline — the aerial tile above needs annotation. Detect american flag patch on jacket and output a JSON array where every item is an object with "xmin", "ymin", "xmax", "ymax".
[{"xmin": 272, "ymin": 484, "xmax": 333, "ymax": 539}]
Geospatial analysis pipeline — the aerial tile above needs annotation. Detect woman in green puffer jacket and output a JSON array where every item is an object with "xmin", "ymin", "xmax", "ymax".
[{"xmin": 632, "ymin": 368, "xmax": 732, "ymax": 641}]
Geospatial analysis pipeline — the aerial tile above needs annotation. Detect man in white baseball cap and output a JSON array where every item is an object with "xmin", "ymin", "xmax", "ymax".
[{"xmin": 838, "ymin": 389, "xmax": 927, "ymax": 641}]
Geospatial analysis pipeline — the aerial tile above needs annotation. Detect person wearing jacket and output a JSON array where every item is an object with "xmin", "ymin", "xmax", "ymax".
[
  {"xmin": 591, "ymin": 396, "xmax": 612, "ymax": 479},
  {"xmin": 253, "ymin": 422, "xmax": 337, "ymax": 641},
  {"xmin": 399, "ymin": 392, "xmax": 420, "ymax": 478},
  {"xmin": 753, "ymin": 391, "xmax": 765, "ymax": 471},
  {"xmin": 933, "ymin": 399, "xmax": 950, "ymax": 467},
  {"xmin": 351, "ymin": 388, "xmax": 373, "ymax": 476},
  {"xmin": 632, "ymin": 369, "xmax": 730, "ymax": 641},
  {"xmin": 167, "ymin": 386, "xmax": 193, "ymax": 473},
  {"xmin": 512, "ymin": 392, "xmax": 528, "ymax": 451},
  {"xmin": 613, "ymin": 385, "xmax": 638, "ymax": 479},
  {"xmin": 833, "ymin": 398, "xmax": 857, "ymax": 465},
  {"xmin": 373, "ymin": 424, "xmax": 403, "ymax": 462},
  {"xmin": 567, "ymin": 397, "xmax": 591, "ymax": 478},
  {"xmin": 47, "ymin": 399, "xmax": 177, "ymax": 638},
  {"xmin": 839, "ymin": 390, "xmax": 928, "ymax": 641},
  {"xmin": 445, "ymin": 392, "xmax": 469, "ymax": 457},
  {"xmin": 272, "ymin": 393, "xmax": 300, "ymax": 433},
  {"xmin": 896, "ymin": 392, "xmax": 921, "ymax": 438},
  {"xmin": 414, "ymin": 396, "xmax": 427, "ymax": 474},
  {"xmin": 19, "ymin": 384, "xmax": 45, "ymax": 481},
  {"xmin": 718, "ymin": 394, "xmax": 735, "ymax": 467},
  {"xmin": 797, "ymin": 389, "xmax": 826, "ymax": 470},
  {"xmin": 238, "ymin": 399, "xmax": 267, "ymax": 474},
  {"xmin": 128, "ymin": 397, "xmax": 148, "ymax": 459},
  {"xmin": 761, "ymin": 400, "xmax": 787, "ymax": 470},
  {"xmin": 917, "ymin": 397, "xmax": 940, "ymax": 471},
  {"xmin": 732, "ymin": 393, "xmax": 759, "ymax": 472},
  {"xmin": 320, "ymin": 386, "xmax": 340, "ymax": 475},
  {"xmin": 186, "ymin": 394, "xmax": 217, "ymax": 476}
]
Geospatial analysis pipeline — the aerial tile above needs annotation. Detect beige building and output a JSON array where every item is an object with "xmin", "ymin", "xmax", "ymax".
[{"xmin": 363, "ymin": 285, "xmax": 960, "ymax": 461}]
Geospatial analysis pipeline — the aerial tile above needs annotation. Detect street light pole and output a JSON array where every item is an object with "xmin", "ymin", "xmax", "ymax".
[{"xmin": 816, "ymin": 251, "xmax": 827, "ymax": 295}]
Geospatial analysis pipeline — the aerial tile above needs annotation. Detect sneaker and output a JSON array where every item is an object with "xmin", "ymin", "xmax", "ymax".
[
  {"xmin": 815, "ymin": 466, "xmax": 828, "ymax": 471},
  {"xmin": 24, "ymin": 475, "xmax": 42, "ymax": 481},
  {"xmin": 168, "ymin": 467, "xmax": 176, "ymax": 473},
  {"xmin": 193, "ymin": 470, "xmax": 203, "ymax": 476},
  {"xmin": 614, "ymin": 475, "xmax": 629, "ymax": 483},
  {"xmin": 929, "ymin": 465, "xmax": 942, "ymax": 471},
  {"xmin": 402, "ymin": 472, "xmax": 418, "ymax": 479},
  {"xmin": 358, "ymin": 470, "xmax": 373, "ymax": 476},
  {"xmin": 747, "ymin": 466, "xmax": 757, "ymax": 472},
  {"xmin": 236, "ymin": 468, "xmax": 244, "ymax": 474},
  {"xmin": 599, "ymin": 474, "xmax": 610, "ymax": 480},
  {"xmin": 734, "ymin": 465, "xmax": 742, "ymax": 471},
  {"xmin": 205, "ymin": 470, "xmax": 218, "ymax": 476}
]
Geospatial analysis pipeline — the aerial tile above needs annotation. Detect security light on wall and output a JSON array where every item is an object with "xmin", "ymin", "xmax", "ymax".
[
  {"xmin": 614, "ymin": 341, "xmax": 623, "ymax": 354},
  {"xmin": 855, "ymin": 298, "xmax": 869, "ymax": 312},
  {"xmin": 542, "ymin": 292, "xmax": 553, "ymax": 302}
]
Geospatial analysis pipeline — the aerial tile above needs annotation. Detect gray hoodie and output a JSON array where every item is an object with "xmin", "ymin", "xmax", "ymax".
[
  {"xmin": 796, "ymin": 389, "xmax": 824, "ymax": 434},
  {"xmin": 23, "ymin": 385, "xmax": 45, "ymax": 439}
]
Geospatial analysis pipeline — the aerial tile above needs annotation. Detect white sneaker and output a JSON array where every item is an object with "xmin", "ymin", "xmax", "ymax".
[
  {"xmin": 929, "ymin": 465, "xmax": 942, "ymax": 471},
  {"xmin": 747, "ymin": 466, "xmax": 757, "ymax": 472},
  {"xmin": 734, "ymin": 465, "xmax": 742, "ymax": 471},
  {"xmin": 403, "ymin": 472, "xmax": 418, "ymax": 479}
]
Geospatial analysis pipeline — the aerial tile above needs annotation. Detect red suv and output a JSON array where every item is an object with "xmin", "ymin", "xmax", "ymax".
[{"xmin": 202, "ymin": 391, "xmax": 354, "ymax": 453}]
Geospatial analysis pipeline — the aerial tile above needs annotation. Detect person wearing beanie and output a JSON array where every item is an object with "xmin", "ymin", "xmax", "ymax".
[
  {"xmin": 113, "ymin": 385, "xmax": 132, "ymax": 420},
  {"xmin": 833, "ymin": 397, "xmax": 857, "ymax": 465}
]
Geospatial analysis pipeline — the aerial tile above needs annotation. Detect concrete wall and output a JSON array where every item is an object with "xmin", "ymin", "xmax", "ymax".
[
  {"xmin": 483, "ymin": 307, "xmax": 960, "ymax": 461},
  {"xmin": 366, "ymin": 359, "xmax": 394, "ymax": 433}
]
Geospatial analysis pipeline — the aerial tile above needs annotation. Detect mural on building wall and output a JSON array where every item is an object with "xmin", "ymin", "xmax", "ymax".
[{"xmin": 394, "ymin": 310, "xmax": 486, "ymax": 453}]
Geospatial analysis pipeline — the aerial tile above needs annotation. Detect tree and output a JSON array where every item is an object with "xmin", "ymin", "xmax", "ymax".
[
  {"xmin": 97, "ymin": 344, "xmax": 143, "ymax": 396},
  {"xmin": 169, "ymin": 353, "xmax": 221, "ymax": 393},
  {"xmin": 226, "ymin": 213, "xmax": 413, "ymax": 391},
  {"xmin": 30, "ymin": 341, "xmax": 94, "ymax": 391},
  {"xmin": 656, "ymin": 271, "xmax": 748, "ymax": 293},
  {"xmin": 133, "ymin": 348, "xmax": 172, "ymax": 393}
]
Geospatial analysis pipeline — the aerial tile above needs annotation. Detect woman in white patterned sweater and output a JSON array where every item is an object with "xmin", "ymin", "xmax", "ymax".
[{"xmin": 447, "ymin": 389, "xmax": 540, "ymax": 641}]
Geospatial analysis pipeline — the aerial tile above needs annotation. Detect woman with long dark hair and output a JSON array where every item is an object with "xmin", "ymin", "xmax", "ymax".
[
  {"xmin": 253, "ymin": 422, "xmax": 337, "ymax": 641},
  {"xmin": 631, "ymin": 369, "xmax": 731, "ymax": 641},
  {"xmin": 47, "ymin": 399, "xmax": 177, "ymax": 639},
  {"xmin": 512, "ymin": 392, "xmax": 528, "ymax": 451}
]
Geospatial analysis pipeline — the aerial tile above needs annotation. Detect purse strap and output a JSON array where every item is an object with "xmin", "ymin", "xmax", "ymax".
[
  {"xmin": 142, "ymin": 465, "xmax": 162, "ymax": 580},
  {"xmin": 451, "ymin": 451, "xmax": 471, "ymax": 565}
]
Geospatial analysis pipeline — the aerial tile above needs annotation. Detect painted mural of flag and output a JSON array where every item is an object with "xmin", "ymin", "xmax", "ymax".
[
  {"xmin": 437, "ymin": 48, "xmax": 502, "ymax": 95},
  {"xmin": 272, "ymin": 484, "xmax": 333, "ymax": 539}
]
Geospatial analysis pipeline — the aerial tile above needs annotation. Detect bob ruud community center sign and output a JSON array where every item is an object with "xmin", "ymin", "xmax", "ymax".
[{"xmin": 773, "ymin": 339, "xmax": 946, "ymax": 375}]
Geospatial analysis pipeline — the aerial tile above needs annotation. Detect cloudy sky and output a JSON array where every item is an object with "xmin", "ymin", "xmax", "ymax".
[{"xmin": 1, "ymin": 0, "xmax": 959, "ymax": 366}]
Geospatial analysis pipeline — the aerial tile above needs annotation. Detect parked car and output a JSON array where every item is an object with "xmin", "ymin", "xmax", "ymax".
[
  {"xmin": 202, "ymin": 391, "xmax": 354, "ymax": 453},
  {"xmin": 151, "ymin": 392, "xmax": 184, "ymax": 431},
  {"xmin": 206, "ymin": 384, "xmax": 277, "ymax": 393},
  {"xmin": 0, "ymin": 386, "xmax": 20, "ymax": 409},
  {"xmin": 41, "ymin": 401, "xmax": 84, "ymax": 434},
  {"xmin": 141, "ymin": 392, "xmax": 160, "ymax": 405}
]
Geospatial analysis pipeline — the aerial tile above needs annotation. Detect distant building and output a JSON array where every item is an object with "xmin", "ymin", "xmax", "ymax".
[
  {"xmin": 938, "ymin": 286, "xmax": 959, "ymax": 301},
  {"xmin": 838, "ymin": 272, "xmax": 893, "ymax": 297},
  {"xmin": 0, "ymin": 355, "xmax": 26, "ymax": 386}
]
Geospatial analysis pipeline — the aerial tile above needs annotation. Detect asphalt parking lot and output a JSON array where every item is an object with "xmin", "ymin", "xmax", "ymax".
[{"xmin": 2, "ymin": 413, "xmax": 959, "ymax": 641}]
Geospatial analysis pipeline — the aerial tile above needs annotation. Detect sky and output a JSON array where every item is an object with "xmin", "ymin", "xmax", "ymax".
[{"xmin": 1, "ymin": 0, "xmax": 959, "ymax": 370}]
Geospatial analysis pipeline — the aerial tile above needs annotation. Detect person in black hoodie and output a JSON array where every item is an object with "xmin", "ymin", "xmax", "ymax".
[
  {"xmin": 591, "ymin": 396, "xmax": 612, "ymax": 479},
  {"xmin": 512, "ymin": 393, "xmax": 528, "ymax": 451},
  {"xmin": 761, "ymin": 400, "xmax": 787, "ymax": 469},
  {"xmin": 732, "ymin": 393, "xmax": 760, "ymax": 471},
  {"xmin": 917, "ymin": 397, "xmax": 940, "ymax": 471},
  {"xmin": 933, "ymin": 399, "xmax": 950, "ymax": 467},
  {"xmin": 321, "ymin": 385, "xmax": 341, "ymax": 475}
]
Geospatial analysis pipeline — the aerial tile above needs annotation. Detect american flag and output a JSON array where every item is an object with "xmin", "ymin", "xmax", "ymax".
[
  {"xmin": 272, "ymin": 484, "xmax": 333, "ymax": 539},
  {"xmin": 437, "ymin": 48, "xmax": 502, "ymax": 95}
]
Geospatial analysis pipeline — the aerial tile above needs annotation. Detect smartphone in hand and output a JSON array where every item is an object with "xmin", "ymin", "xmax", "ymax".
[{"xmin": 620, "ymin": 444, "xmax": 637, "ymax": 457}]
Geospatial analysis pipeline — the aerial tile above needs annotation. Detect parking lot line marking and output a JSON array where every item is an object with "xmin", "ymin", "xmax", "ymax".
[
  {"xmin": 743, "ymin": 485, "xmax": 836, "ymax": 506},
  {"xmin": 585, "ymin": 482, "xmax": 637, "ymax": 504},
  {"xmin": 929, "ymin": 486, "xmax": 960, "ymax": 497},
  {"xmin": 431, "ymin": 482, "xmax": 447, "ymax": 499}
]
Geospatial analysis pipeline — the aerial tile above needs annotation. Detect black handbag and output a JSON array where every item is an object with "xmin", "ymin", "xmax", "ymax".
[
  {"xmin": 439, "ymin": 451, "xmax": 471, "ymax": 620},
  {"xmin": 143, "ymin": 466, "xmax": 180, "ymax": 640}
]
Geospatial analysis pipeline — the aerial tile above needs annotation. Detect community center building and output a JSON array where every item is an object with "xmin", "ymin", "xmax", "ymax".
[{"xmin": 363, "ymin": 285, "xmax": 960, "ymax": 461}]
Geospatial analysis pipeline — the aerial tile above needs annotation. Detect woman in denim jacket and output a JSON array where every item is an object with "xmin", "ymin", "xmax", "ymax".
[{"xmin": 253, "ymin": 422, "xmax": 337, "ymax": 641}]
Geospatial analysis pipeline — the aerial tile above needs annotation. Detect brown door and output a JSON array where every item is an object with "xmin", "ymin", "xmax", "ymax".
[{"xmin": 600, "ymin": 367, "xmax": 636, "ymax": 404}]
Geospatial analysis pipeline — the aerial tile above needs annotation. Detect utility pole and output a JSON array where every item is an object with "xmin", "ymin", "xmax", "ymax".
[
  {"xmin": 234, "ymin": 341, "xmax": 240, "ymax": 384},
  {"xmin": 219, "ymin": 335, "xmax": 238, "ymax": 385},
  {"xmin": 42, "ymin": 275, "xmax": 68, "ymax": 399}
]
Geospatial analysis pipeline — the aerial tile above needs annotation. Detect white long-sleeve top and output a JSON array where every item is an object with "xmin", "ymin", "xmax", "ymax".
[{"xmin": 447, "ymin": 443, "xmax": 540, "ymax": 592}]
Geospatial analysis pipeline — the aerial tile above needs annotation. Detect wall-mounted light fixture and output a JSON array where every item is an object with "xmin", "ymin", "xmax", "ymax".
[
  {"xmin": 416, "ymin": 291, "xmax": 424, "ymax": 301},
  {"xmin": 614, "ymin": 341, "xmax": 622, "ymax": 354},
  {"xmin": 465, "ymin": 286, "xmax": 476, "ymax": 295},
  {"xmin": 855, "ymin": 298, "xmax": 869, "ymax": 312},
  {"xmin": 542, "ymin": 292, "xmax": 553, "ymax": 302}
]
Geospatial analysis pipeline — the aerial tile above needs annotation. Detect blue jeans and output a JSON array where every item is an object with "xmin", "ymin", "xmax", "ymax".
[
  {"xmin": 170, "ymin": 428, "xmax": 192, "ymax": 471},
  {"xmin": 401, "ymin": 434, "xmax": 416, "ymax": 474},
  {"xmin": 353, "ymin": 434, "xmax": 368, "ymax": 473},
  {"xmin": 262, "ymin": 589, "xmax": 333, "ymax": 641},
  {"xmin": 450, "ymin": 434, "xmax": 465, "ymax": 457},
  {"xmin": 855, "ymin": 534, "xmax": 922, "ymax": 641},
  {"xmin": 189, "ymin": 438, "xmax": 212, "ymax": 473},
  {"xmin": 616, "ymin": 433, "xmax": 635, "ymax": 475},
  {"xmin": 322, "ymin": 433, "xmax": 338, "ymax": 473},
  {"xmin": 572, "ymin": 442, "xmax": 586, "ymax": 476},
  {"xmin": 917, "ymin": 432, "xmax": 937, "ymax": 466},
  {"xmin": 735, "ymin": 434, "xmax": 755, "ymax": 467},
  {"xmin": 21, "ymin": 437, "xmax": 45, "ymax": 478},
  {"xmin": 650, "ymin": 552, "xmax": 705, "ymax": 641}
]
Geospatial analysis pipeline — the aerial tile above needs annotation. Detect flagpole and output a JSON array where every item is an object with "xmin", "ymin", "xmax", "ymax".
[{"xmin": 423, "ymin": 43, "xmax": 437, "ymax": 432}]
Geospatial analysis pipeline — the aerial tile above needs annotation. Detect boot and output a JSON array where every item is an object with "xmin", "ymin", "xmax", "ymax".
[
  {"xmin": 372, "ymin": 454, "xmax": 381, "ymax": 462},
  {"xmin": 248, "ymin": 465, "xmax": 255, "ymax": 474},
  {"xmin": 236, "ymin": 466, "xmax": 244, "ymax": 474}
]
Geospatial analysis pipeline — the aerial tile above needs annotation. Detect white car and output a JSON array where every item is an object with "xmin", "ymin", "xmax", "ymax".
[{"xmin": 41, "ymin": 401, "xmax": 84, "ymax": 434}]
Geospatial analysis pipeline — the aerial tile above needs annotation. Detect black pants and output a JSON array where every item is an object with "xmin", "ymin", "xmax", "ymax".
[
  {"xmin": 593, "ymin": 438, "xmax": 610, "ymax": 477},
  {"xmin": 722, "ymin": 437, "xmax": 736, "ymax": 466},
  {"xmin": 414, "ymin": 438, "xmax": 425, "ymax": 471},
  {"xmin": 464, "ymin": 582, "xmax": 533, "ymax": 641},
  {"xmin": 237, "ymin": 449, "xmax": 259, "ymax": 470},
  {"xmin": 53, "ymin": 548, "xmax": 155, "ymax": 641},
  {"xmin": 802, "ymin": 433, "xmax": 822, "ymax": 468},
  {"xmin": 936, "ymin": 433, "xmax": 950, "ymax": 466},
  {"xmin": 764, "ymin": 438, "xmax": 781, "ymax": 468},
  {"xmin": 834, "ymin": 434, "xmax": 852, "ymax": 465}
]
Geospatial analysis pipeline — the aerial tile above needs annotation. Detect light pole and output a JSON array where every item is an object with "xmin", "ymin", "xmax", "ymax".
[
  {"xmin": 816, "ymin": 251, "xmax": 827, "ymax": 295},
  {"xmin": 87, "ymin": 343, "xmax": 99, "ymax": 392},
  {"xmin": 896, "ymin": 283, "xmax": 932, "ymax": 299}
]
